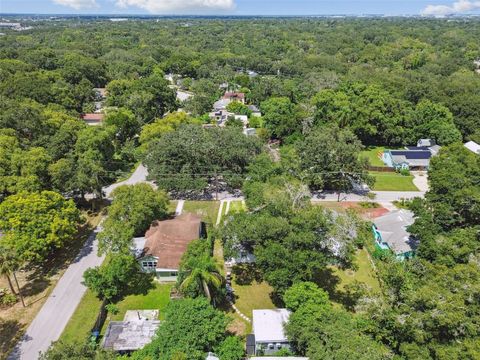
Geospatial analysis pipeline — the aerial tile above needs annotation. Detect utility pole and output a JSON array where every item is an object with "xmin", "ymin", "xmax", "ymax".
[
  {"xmin": 215, "ymin": 172, "xmax": 219, "ymax": 201},
  {"xmin": 13, "ymin": 271, "xmax": 25, "ymax": 307}
]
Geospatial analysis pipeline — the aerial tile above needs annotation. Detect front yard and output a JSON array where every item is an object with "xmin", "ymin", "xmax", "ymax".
[
  {"xmin": 359, "ymin": 146, "xmax": 387, "ymax": 167},
  {"xmin": 60, "ymin": 283, "xmax": 173, "ymax": 344},
  {"xmin": 370, "ymin": 171, "xmax": 418, "ymax": 191},
  {"xmin": 182, "ymin": 201, "xmax": 220, "ymax": 226}
]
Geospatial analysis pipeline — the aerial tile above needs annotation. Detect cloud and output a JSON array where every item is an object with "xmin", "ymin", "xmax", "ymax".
[
  {"xmin": 422, "ymin": 0, "xmax": 480, "ymax": 16},
  {"xmin": 115, "ymin": 0, "xmax": 236, "ymax": 13},
  {"xmin": 53, "ymin": 0, "xmax": 98, "ymax": 9}
]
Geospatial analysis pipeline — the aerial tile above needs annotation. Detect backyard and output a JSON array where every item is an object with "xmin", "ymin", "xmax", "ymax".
[
  {"xmin": 360, "ymin": 146, "xmax": 388, "ymax": 167},
  {"xmin": 60, "ymin": 283, "xmax": 173, "ymax": 344},
  {"xmin": 182, "ymin": 201, "xmax": 220, "ymax": 226}
]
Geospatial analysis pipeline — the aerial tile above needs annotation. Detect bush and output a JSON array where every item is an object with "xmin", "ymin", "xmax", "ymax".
[
  {"xmin": 0, "ymin": 290, "xmax": 17, "ymax": 307},
  {"xmin": 397, "ymin": 168, "xmax": 410, "ymax": 176}
]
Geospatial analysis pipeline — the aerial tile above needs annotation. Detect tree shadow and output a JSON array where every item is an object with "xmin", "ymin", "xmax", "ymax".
[
  {"xmin": 312, "ymin": 267, "xmax": 342, "ymax": 302},
  {"xmin": 0, "ymin": 319, "xmax": 25, "ymax": 357},
  {"xmin": 232, "ymin": 264, "xmax": 263, "ymax": 285}
]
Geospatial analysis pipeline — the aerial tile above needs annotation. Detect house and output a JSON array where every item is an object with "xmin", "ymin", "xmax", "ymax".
[
  {"xmin": 464, "ymin": 141, "xmax": 480, "ymax": 155},
  {"xmin": 223, "ymin": 92, "xmax": 245, "ymax": 104},
  {"xmin": 372, "ymin": 209, "xmax": 419, "ymax": 260},
  {"xmin": 81, "ymin": 113, "xmax": 104, "ymax": 126},
  {"xmin": 102, "ymin": 310, "xmax": 160, "ymax": 353},
  {"xmin": 251, "ymin": 309, "xmax": 291, "ymax": 355},
  {"xmin": 243, "ymin": 128, "xmax": 257, "ymax": 136},
  {"xmin": 248, "ymin": 104, "xmax": 262, "ymax": 117},
  {"xmin": 205, "ymin": 353, "xmax": 220, "ymax": 360},
  {"xmin": 382, "ymin": 139, "xmax": 440, "ymax": 170},
  {"xmin": 93, "ymin": 88, "xmax": 107, "ymax": 99},
  {"xmin": 136, "ymin": 213, "xmax": 205, "ymax": 281},
  {"xmin": 213, "ymin": 99, "xmax": 231, "ymax": 111}
]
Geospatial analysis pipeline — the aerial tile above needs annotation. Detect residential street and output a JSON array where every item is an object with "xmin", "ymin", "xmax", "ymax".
[
  {"xmin": 8, "ymin": 227, "xmax": 105, "ymax": 360},
  {"xmin": 312, "ymin": 190, "xmax": 425, "ymax": 203},
  {"xmin": 102, "ymin": 164, "xmax": 155, "ymax": 199}
]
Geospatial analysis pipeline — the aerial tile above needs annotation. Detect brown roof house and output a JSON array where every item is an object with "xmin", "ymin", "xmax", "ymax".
[{"xmin": 135, "ymin": 213, "xmax": 205, "ymax": 281}]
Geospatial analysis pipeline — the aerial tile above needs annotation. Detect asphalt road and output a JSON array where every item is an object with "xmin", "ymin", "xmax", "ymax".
[
  {"xmin": 8, "ymin": 227, "xmax": 105, "ymax": 360},
  {"xmin": 102, "ymin": 164, "xmax": 155, "ymax": 199},
  {"xmin": 312, "ymin": 190, "xmax": 425, "ymax": 202}
]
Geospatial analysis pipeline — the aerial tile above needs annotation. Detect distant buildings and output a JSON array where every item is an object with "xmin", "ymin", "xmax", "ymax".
[
  {"xmin": 81, "ymin": 113, "xmax": 104, "ymax": 126},
  {"xmin": 209, "ymin": 91, "xmax": 260, "ymax": 130},
  {"xmin": 251, "ymin": 309, "xmax": 292, "ymax": 356},
  {"xmin": 0, "ymin": 22, "xmax": 33, "ymax": 31}
]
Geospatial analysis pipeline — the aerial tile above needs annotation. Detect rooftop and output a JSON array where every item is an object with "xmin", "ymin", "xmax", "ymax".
[
  {"xmin": 102, "ymin": 318, "xmax": 160, "ymax": 352},
  {"xmin": 464, "ymin": 141, "xmax": 480, "ymax": 155},
  {"xmin": 374, "ymin": 209, "xmax": 418, "ymax": 254},
  {"xmin": 143, "ymin": 213, "xmax": 203, "ymax": 270},
  {"xmin": 252, "ymin": 309, "xmax": 290, "ymax": 343}
]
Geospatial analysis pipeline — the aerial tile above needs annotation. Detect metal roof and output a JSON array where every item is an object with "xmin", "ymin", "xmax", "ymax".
[
  {"xmin": 252, "ymin": 309, "xmax": 290, "ymax": 343},
  {"xmin": 390, "ymin": 150, "xmax": 432, "ymax": 159},
  {"xmin": 374, "ymin": 210, "xmax": 419, "ymax": 254}
]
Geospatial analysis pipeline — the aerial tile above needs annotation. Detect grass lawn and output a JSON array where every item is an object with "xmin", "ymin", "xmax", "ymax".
[
  {"xmin": 232, "ymin": 280, "xmax": 276, "ymax": 320},
  {"xmin": 359, "ymin": 146, "xmax": 387, "ymax": 167},
  {"xmin": 109, "ymin": 283, "xmax": 172, "ymax": 322},
  {"xmin": 370, "ymin": 171, "xmax": 418, "ymax": 191},
  {"xmin": 331, "ymin": 248, "xmax": 380, "ymax": 294},
  {"xmin": 228, "ymin": 201, "xmax": 245, "ymax": 214},
  {"xmin": 183, "ymin": 201, "xmax": 220, "ymax": 226},
  {"xmin": 60, "ymin": 290, "xmax": 102, "ymax": 343},
  {"xmin": 61, "ymin": 283, "xmax": 173, "ymax": 343}
]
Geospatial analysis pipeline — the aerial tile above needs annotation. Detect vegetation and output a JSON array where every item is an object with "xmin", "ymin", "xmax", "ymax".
[{"xmin": 130, "ymin": 298, "xmax": 241, "ymax": 360}]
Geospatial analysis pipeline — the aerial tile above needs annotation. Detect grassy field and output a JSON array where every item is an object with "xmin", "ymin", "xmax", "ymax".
[
  {"xmin": 359, "ymin": 146, "xmax": 387, "ymax": 167},
  {"xmin": 183, "ymin": 201, "xmax": 220, "ymax": 225},
  {"xmin": 370, "ymin": 171, "xmax": 418, "ymax": 191},
  {"xmin": 228, "ymin": 201, "xmax": 245, "ymax": 214}
]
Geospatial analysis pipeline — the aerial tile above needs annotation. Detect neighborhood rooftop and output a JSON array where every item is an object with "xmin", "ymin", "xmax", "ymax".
[
  {"xmin": 374, "ymin": 209, "xmax": 418, "ymax": 255},
  {"xmin": 252, "ymin": 309, "xmax": 290, "ymax": 343},
  {"xmin": 102, "ymin": 319, "xmax": 160, "ymax": 352},
  {"xmin": 464, "ymin": 141, "xmax": 480, "ymax": 155},
  {"xmin": 143, "ymin": 213, "xmax": 202, "ymax": 270}
]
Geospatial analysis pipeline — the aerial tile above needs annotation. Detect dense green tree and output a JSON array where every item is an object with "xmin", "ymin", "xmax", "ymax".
[
  {"xmin": 296, "ymin": 124, "xmax": 373, "ymax": 193},
  {"xmin": 261, "ymin": 97, "xmax": 300, "ymax": 141},
  {"xmin": 83, "ymin": 255, "xmax": 153, "ymax": 303},
  {"xmin": 144, "ymin": 125, "xmax": 262, "ymax": 194},
  {"xmin": 283, "ymin": 282, "xmax": 330, "ymax": 311},
  {"xmin": 131, "ymin": 298, "xmax": 230, "ymax": 360},
  {"xmin": 39, "ymin": 341, "xmax": 115, "ymax": 360},
  {"xmin": 214, "ymin": 336, "xmax": 244, "ymax": 360},
  {"xmin": 0, "ymin": 191, "xmax": 80, "ymax": 263}
]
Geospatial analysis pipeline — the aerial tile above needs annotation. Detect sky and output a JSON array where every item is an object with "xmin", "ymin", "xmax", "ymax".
[{"xmin": 2, "ymin": 0, "xmax": 480, "ymax": 16}]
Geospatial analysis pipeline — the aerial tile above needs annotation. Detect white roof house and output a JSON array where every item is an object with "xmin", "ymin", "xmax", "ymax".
[
  {"xmin": 252, "ymin": 309, "xmax": 290, "ymax": 343},
  {"xmin": 464, "ymin": 141, "xmax": 480, "ymax": 155}
]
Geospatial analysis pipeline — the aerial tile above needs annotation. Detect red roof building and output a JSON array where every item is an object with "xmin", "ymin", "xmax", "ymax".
[
  {"xmin": 222, "ymin": 92, "xmax": 245, "ymax": 104},
  {"xmin": 81, "ymin": 113, "xmax": 104, "ymax": 126}
]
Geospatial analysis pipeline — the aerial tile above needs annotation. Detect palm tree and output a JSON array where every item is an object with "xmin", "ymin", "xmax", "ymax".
[{"xmin": 179, "ymin": 257, "xmax": 223, "ymax": 302}]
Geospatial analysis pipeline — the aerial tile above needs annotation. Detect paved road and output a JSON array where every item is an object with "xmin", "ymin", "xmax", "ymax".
[
  {"xmin": 102, "ymin": 164, "xmax": 156, "ymax": 199},
  {"xmin": 312, "ymin": 190, "xmax": 425, "ymax": 203},
  {"xmin": 8, "ymin": 227, "xmax": 105, "ymax": 360}
]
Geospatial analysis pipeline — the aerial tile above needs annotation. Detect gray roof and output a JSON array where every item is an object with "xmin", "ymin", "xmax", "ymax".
[
  {"xmin": 374, "ymin": 210, "xmax": 418, "ymax": 254},
  {"xmin": 213, "ymin": 98, "xmax": 231, "ymax": 110},
  {"xmin": 102, "ymin": 320, "xmax": 160, "ymax": 351},
  {"xmin": 248, "ymin": 104, "xmax": 260, "ymax": 112},
  {"xmin": 391, "ymin": 155, "xmax": 430, "ymax": 167}
]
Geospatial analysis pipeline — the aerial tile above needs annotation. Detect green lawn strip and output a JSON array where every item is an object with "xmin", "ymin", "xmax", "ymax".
[
  {"xmin": 228, "ymin": 201, "xmax": 245, "ymax": 214},
  {"xmin": 359, "ymin": 146, "xmax": 387, "ymax": 167},
  {"xmin": 182, "ymin": 201, "xmax": 220, "ymax": 226},
  {"xmin": 60, "ymin": 289, "xmax": 102, "ymax": 344},
  {"xmin": 370, "ymin": 171, "xmax": 418, "ymax": 191}
]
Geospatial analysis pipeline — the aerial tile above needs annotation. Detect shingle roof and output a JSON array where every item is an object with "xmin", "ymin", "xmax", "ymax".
[
  {"xmin": 143, "ymin": 213, "xmax": 202, "ymax": 270},
  {"xmin": 374, "ymin": 210, "xmax": 418, "ymax": 254}
]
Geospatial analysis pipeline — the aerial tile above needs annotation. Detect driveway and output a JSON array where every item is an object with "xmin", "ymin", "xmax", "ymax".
[
  {"xmin": 102, "ymin": 164, "xmax": 156, "ymax": 199},
  {"xmin": 8, "ymin": 227, "xmax": 105, "ymax": 360},
  {"xmin": 411, "ymin": 171, "xmax": 429, "ymax": 192}
]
